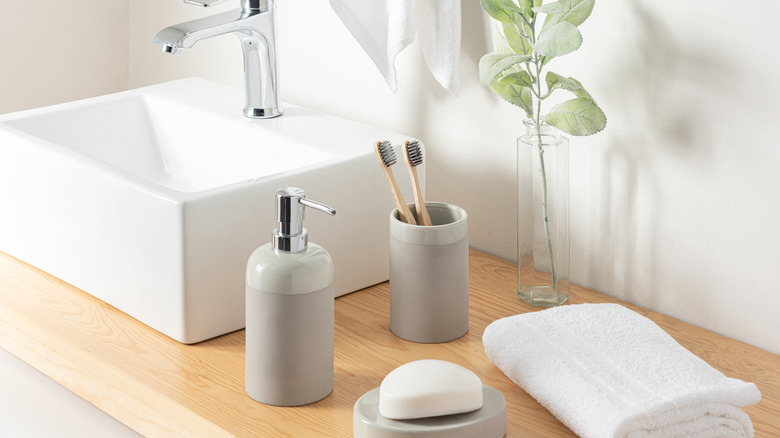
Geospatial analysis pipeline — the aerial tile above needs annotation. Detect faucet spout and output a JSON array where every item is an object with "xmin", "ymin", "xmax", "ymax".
[{"xmin": 153, "ymin": 3, "xmax": 282, "ymax": 119}]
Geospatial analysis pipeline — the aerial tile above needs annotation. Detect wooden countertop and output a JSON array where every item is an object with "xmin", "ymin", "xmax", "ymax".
[{"xmin": 0, "ymin": 249, "xmax": 778, "ymax": 437}]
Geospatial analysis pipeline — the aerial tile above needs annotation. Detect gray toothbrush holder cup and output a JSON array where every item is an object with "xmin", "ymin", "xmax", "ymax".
[{"xmin": 389, "ymin": 202, "xmax": 469, "ymax": 343}]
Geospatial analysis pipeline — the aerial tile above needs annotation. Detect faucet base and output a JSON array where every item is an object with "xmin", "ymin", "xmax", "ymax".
[{"xmin": 244, "ymin": 106, "xmax": 283, "ymax": 119}]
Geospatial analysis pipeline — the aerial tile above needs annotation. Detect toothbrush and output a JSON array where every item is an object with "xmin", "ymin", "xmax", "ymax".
[
  {"xmin": 374, "ymin": 141, "xmax": 417, "ymax": 225},
  {"xmin": 402, "ymin": 140, "xmax": 432, "ymax": 226}
]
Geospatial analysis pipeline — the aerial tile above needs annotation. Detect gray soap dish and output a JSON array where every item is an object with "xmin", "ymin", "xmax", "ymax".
[{"xmin": 353, "ymin": 384, "xmax": 507, "ymax": 438}]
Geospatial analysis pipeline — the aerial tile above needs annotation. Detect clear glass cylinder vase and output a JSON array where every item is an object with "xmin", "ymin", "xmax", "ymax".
[{"xmin": 517, "ymin": 119, "xmax": 570, "ymax": 306}]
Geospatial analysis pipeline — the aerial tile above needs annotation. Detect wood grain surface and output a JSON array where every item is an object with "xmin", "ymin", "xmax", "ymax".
[{"xmin": 0, "ymin": 249, "xmax": 777, "ymax": 437}]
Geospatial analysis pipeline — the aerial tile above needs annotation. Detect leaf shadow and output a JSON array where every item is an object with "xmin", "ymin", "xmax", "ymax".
[
  {"xmin": 588, "ymin": 0, "xmax": 735, "ymax": 306},
  {"xmin": 608, "ymin": 0, "xmax": 735, "ymax": 154}
]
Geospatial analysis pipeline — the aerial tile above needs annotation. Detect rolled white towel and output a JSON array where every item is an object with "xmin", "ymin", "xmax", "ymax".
[{"xmin": 482, "ymin": 303, "xmax": 761, "ymax": 438}]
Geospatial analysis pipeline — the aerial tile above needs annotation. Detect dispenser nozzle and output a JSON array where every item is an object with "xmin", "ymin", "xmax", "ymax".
[{"xmin": 300, "ymin": 198, "xmax": 337, "ymax": 216}]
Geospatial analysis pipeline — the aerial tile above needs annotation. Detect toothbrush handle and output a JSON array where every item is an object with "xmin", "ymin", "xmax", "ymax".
[
  {"xmin": 401, "ymin": 141, "xmax": 432, "ymax": 226},
  {"xmin": 408, "ymin": 166, "xmax": 432, "ymax": 226},
  {"xmin": 385, "ymin": 171, "xmax": 417, "ymax": 225}
]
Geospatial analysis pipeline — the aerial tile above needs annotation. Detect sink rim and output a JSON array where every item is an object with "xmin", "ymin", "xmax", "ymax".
[{"xmin": 0, "ymin": 77, "xmax": 367, "ymax": 201}]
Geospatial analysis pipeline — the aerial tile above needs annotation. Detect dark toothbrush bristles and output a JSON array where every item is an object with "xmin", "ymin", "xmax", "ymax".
[
  {"xmin": 378, "ymin": 141, "xmax": 396, "ymax": 167},
  {"xmin": 405, "ymin": 140, "xmax": 422, "ymax": 167}
]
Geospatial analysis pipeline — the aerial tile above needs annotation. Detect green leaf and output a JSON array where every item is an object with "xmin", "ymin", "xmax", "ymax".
[
  {"xmin": 518, "ymin": 0, "xmax": 535, "ymax": 19},
  {"xmin": 543, "ymin": 97, "xmax": 606, "ymax": 136},
  {"xmin": 490, "ymin": 75, "xmax": 534, "ymax": 118},
  {"xmin": 532, "ymin": 2, "xmax": 563, "ymax": 14},
  {"xmin": 502, "ymin": 70, "xmax": 535, "ymax": 89},
  {"xmin": 545, "ymin": 71, "xmax": 594, "ymax": 101},
  {"xmin": 534, "ymin": 22, "xmax": 582, "ymax": 58},
  {"xmin": 543, "ymin": 0, "xmax": 595, "ymax": 30},
  {"xmin": 481, "ymin": 0, "xmax": 524, "ymax": 24},
  {"xmin": 502, "ymin": 23, "xmax": 533, "ymax": 55},
  {"xmin": 479, "ymin": 53, "xmax": 531, "ymax": 85}
]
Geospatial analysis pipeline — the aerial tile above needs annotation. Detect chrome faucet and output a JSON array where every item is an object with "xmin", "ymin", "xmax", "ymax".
[{"xmin": 153, "ymin": 0, "xmax": 283, "ymax": 119}]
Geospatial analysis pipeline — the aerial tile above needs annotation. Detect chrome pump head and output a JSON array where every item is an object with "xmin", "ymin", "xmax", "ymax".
[{"xmin": 273, "ymin": 187, "xmax": 336, "ymax": 252}]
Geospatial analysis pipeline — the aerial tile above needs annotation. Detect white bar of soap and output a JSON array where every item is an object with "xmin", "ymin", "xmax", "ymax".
[{"xmin": 378, "ymin": 360, "xmax": 484, "ymax": 420}]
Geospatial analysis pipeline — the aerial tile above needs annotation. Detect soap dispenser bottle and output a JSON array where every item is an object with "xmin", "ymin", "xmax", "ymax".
[{"xmin": 245, "ymin": 187, "xmax": 336, "ymax": 406}]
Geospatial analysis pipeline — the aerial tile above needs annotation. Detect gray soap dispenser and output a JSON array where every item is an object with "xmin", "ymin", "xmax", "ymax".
[{"xmin": 245, "ymin": 187, "xmax": 336, "ymax": 406}]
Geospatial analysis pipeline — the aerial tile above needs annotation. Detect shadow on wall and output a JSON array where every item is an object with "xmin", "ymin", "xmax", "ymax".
[
  {"xmin": 588, "ymin": 0, "xmax": 733, "ymax": 306},
  {"xmin": 404, "ymin": 0, "xmax": 490, "ymax": 139},
  {"xmin": 616, "ymin": 1, "xmax": 733, "ymax": 156},
  {"xmin": 460, "ymin": 0, "xmax": 492, "ymax": 68}
]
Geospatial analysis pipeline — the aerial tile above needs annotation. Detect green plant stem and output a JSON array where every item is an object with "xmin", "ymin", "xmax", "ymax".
[
  {"xmin": 535, "ymin": 130, "xmax": 557, "ymax": 290},
  {"xmin": 530, "ymin": 20, "xmax": 557, "ymax": 291}
]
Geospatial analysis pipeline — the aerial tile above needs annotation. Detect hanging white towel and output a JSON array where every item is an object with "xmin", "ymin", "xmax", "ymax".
[
  {"xmin": 482, "ymin": 303, "xmax": 762, "ymax": 438},
  {"xmin": 329, "ymin": 0, "xmax": 461, "ymax": 94},
  {"xmin": 416, "ymin": 0, "xmax": 461, "ymax": 94}
]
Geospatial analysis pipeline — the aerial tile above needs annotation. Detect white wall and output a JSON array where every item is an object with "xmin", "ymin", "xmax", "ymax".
[
  {"xmin": 2, "ymin": 0, "xmax": 778, "ymax": 354},
  {"xmin": 566, "ymin": 0, "xmax": 780, "ymax": 355},
  {"xmin": 0, "ymin": 1, "xmax": 128, "ymax": 113}
]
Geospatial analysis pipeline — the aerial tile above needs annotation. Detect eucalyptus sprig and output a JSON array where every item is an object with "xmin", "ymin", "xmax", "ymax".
[
  {"xmin": 481, "ymin": 0, "xmax": 605, "ymax": 293},
  {"xmin": 479, "ymin": 0, "xmax": 606, "ymax": 136}
]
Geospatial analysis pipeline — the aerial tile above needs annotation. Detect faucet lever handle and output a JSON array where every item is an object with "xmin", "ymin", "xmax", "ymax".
[{"xmin": 183, "ymin": 0, "xmax": 230, "ymax": 7}]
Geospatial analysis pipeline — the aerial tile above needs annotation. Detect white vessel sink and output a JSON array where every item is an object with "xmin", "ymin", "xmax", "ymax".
[{"xmin": 0, "ymin": 78, "xmax": 422, "ymax": 343}]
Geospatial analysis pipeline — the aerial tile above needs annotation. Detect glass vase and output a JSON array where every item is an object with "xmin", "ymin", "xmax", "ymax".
[{"xmin": 517, "ymin": 119, "xmax": 570, "ymax": 306}]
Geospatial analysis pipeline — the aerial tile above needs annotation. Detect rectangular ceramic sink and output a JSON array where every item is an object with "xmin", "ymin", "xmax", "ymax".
[{"xmin": 0, "ymin": 78, "xmax": 422, "ymax": 343}]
